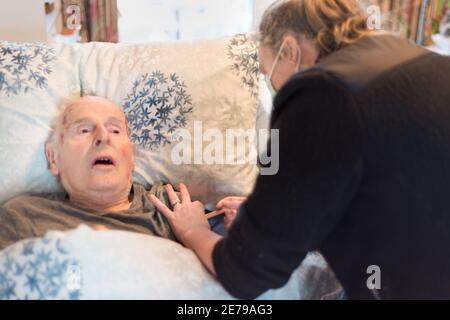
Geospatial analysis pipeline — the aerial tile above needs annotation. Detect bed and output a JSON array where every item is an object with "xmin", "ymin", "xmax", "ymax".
[{"xmin": 0, "ymin": 33, "xmax": 343, "ymax": 300}]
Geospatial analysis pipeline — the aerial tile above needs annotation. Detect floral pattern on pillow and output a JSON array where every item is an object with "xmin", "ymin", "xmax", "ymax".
[
  {"xmin": 227, "ymin": 33, "xmax": 260, "ymax": 98},
  {"xmin": 122, "ymin": 71, "xmax": 193, "ymax": 151},
  {"xmin": 0, "ymin": 237, "xmax": 81, "ymax": 300},
  {"xmin": 0, "ymin": 42, "xmax": 56, "ymax": 96}
]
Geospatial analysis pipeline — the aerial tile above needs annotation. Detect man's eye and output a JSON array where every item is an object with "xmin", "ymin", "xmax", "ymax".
[{"xmin": 79, "ymin": 127, "xmax": 91, "ymax": 134}]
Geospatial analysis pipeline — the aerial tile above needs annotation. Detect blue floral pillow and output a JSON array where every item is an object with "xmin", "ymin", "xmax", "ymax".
[
  {"xmin": 0, "ymin": 41, "xmax": 81, "ymax": 204},
  {"xmin": 0, "ymin": 233, "xmax": 81, "ymax": 300},
  {"xmin": 0, "ymin": 34, "xmax": 266, "ymax": 207}
]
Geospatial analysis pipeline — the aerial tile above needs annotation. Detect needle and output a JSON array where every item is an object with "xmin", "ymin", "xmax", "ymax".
[{"xmin": 205, "ymin": 209, "xmax": 226, "ymax": 219}]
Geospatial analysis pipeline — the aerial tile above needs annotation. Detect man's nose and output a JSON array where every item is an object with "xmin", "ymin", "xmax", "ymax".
[{"xmin": 93, "ymin": 125, "xmax": 109, "ymax": 147}]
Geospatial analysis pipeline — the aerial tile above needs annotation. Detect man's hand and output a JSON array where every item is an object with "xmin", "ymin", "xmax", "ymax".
[
  {"xmin": 216, "ymin": 196, "xmax": 247, "ymax": 230},
  {"xmin": 149, "ymin": 183, "xmax": 210, "ymax": 247}
]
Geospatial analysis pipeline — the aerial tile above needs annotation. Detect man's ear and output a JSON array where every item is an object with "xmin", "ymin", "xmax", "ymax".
[
  {"xmin": 283, "ymin": 35, "xmax": 301, "ymax": 65},
  {"xmin": 45, "ymin": 143, "xmax": 60, "ymax": 176}
]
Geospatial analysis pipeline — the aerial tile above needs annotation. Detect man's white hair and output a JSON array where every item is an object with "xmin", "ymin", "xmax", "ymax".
[{"xmin": 46, "ymin": 95, "xmax": 81, "ymax": 150}]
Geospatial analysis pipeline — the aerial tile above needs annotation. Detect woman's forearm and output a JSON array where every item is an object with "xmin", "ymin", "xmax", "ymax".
[
  {"xmin": 148, "ymin": 185, "xmax": 223, "ymax": 277},
  {"xmin": 182, "ymin": 228, "xmax": 222, "ymax": 276}
]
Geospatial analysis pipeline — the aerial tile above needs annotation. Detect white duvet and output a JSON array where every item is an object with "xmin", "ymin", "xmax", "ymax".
[{"xmin": 0, "ymin": 225, "xmax": 343, "ymax": 300}]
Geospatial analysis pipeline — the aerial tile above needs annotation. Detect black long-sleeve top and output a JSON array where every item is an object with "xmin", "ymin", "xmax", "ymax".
[{"xmin": 213, "ymin": 34, "xmax": 450, "ymax": 299}]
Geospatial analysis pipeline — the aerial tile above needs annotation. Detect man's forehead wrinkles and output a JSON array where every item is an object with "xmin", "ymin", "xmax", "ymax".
[
  {"xmin": 66, "ymin": 109, "xmax": 126, "ymax": 122},
  {"xmin": 66, "ymin": 117, "xmax": 93, "ymax": 128},
  {"xmin": 61, "ymin": 99, "xmax": 128, "ymax": 133},
  {"xmin": 69, "ymin": 116, "xmax": 124, "ymax": 123}
]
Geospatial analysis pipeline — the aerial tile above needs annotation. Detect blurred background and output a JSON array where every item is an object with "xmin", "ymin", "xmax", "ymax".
[{"xmin": 0, "ymin": 0, "xmax": 448, "ymax": 53}]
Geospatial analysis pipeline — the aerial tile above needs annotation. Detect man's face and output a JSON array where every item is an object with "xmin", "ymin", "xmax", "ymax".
[{"xmin": 51, "ymin": 97, "xmax": 135, "ymax": 197}]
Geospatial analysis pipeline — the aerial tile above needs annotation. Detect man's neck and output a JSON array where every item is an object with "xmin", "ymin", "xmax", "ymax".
[{"xmin": 68, "ymin": 185, "xmax": 133, "ymax": 213}]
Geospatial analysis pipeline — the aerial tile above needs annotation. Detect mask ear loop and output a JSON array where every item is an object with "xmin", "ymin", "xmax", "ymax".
[
  {"xmin": 295, "ymin": 44, "xmax": 302, "ymax": 72},
  {"xmin": 268, "ymin": 39, "xmax": 286, "ymax": 80}
]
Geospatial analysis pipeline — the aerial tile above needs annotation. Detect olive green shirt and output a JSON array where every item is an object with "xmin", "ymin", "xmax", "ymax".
[{"xmin": 0, "ymin": 182, "xmax": 175, "ymax": 250}]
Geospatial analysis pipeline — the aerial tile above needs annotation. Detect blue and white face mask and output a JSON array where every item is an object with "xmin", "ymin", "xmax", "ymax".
[
  {"xmin": 264, "ymin": 39, "xmax": 302, "ymax": 99},
  {"xmin": 264, "ymin": 73, "xmax": 277, "ymax": 98}
]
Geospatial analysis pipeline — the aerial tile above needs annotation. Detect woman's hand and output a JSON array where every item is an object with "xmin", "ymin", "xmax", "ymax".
[
  {"xmin": 216, "ymin": 196, "xmax": 247, "ymax": 230},
  {"xmin": 149, "ymin": 183, "xmax": 210, "ymax": 246}
]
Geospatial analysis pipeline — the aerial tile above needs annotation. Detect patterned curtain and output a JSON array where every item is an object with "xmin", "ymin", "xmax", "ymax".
[{"xmin": 61, "ymin": 0, "xmax": 118, "ymax": 43}]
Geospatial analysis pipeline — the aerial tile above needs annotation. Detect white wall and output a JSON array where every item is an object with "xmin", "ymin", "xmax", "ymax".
[
  {"xmin": 252, "ymin": 0, "xmax": 276, "ymax": 30},
  {"xmin": 0, "ymin": 0, "xmax": 47, "ymax": 42},
  {"xmin": 118, "ymin": 0, "xmax": 254, "ymax": 43}
]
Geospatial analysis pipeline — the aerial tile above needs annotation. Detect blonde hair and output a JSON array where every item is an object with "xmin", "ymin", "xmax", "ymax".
[{"xmin": 259, "ymin": 0, "xmax": 370, "ymax": 60}]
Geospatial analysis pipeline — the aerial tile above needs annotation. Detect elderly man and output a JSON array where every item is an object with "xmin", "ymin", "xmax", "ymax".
[
  {"xmin": 0, "ymin": 96, "xmax": 344, "ymax": 300},
  {"xmin": 0, "ymin": 96, "xmax": 178, "ymax": 250}
]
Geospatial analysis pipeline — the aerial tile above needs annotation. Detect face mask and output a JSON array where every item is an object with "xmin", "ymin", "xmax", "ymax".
[{"xmin": 264, "ymin": 40, "xmax": 302, "ymax": 98}]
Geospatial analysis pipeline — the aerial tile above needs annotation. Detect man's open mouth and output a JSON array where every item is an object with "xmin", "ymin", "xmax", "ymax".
[{"xmin": 92, "ymin": 156, "xmax": 115, "ymax": 167}]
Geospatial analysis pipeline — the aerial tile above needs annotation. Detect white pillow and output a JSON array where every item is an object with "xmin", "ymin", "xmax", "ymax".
[
  {"xmin": 0, "ymin": 41, "xmax": 81, "ymax": 204},
  {"xmin": 78, "ymin": 34, "xmax": 261, "ymax": 206}
]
